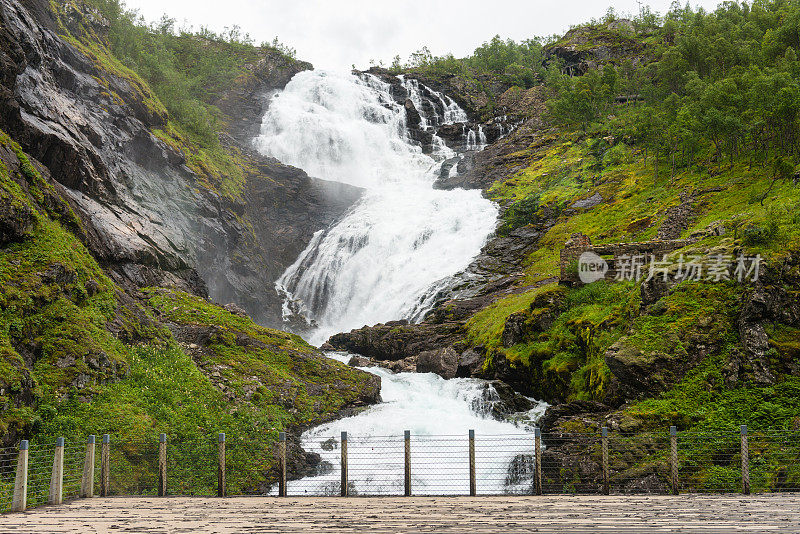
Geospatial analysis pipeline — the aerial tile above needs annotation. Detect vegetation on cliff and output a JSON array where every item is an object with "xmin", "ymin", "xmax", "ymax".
[
  {"xmin": 437, "ymin": 1, "xmax": 800, "ymax": 438},
  {"xmin": 0, "ymin": 132, "xmax": 378, "ymax": 494},
  {"xmin": 49, "ymin": 0, "xmax": 299, "ymax": 199},
  {"xmin": 375, "ymin": 1, "xmax": 800, "ymax": 491}
]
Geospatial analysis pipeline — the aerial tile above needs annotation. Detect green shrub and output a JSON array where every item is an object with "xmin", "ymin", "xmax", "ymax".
[
  {"xmin": 742, "ymin": 211, "xmax": 782, "ymax": 246},
  {"xmin": 500, "ymin": 193, "xmax": 541, "ymax": 234}
]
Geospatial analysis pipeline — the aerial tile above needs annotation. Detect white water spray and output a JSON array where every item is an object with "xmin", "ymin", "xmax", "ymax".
[
  {"xmin": 281, "ymin": 353, "xmax": 547, "ymax": 496},
  {"xmin": 256, "ymin": 71, "xmax": 497, "ymax": 344}
]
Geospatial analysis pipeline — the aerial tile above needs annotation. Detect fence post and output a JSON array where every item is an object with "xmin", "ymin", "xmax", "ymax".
[
  {"xmin": 100, "ymin": 435, "xmax": 110, "ymax": 497},
  {"xmin": 741, "ymin": 425, "xmax": 750, "ymax": 495},
  {"xmin": 48, "ymin": 437, "xmax": 65, "ymax": 505},
  {"xmin": 11, "ymin": 440, "xmax": 29, "ymax": 512},
  {"xmin": 670, "ymin": 426, "xmax": 678, "ymax": 495},
  {"xmin": 601, "ymin": 427, "xmax": 609, "ymax": 495},
  {"xmin": 217, "ymin": 433, "xmax": 226, "ymax": 497},
  {"xmin": 340, "ymin": 431, "xmax": 348, "ymax": 497},
  {"xmin": 158, "ymin": 433, "xmax": 167, "ymax": 497},
  {"xmin": 81, "ymin": 435, "xmax": 95, "ymax": 498},
  {"xmin": 278, "ymin": 432, "xmax": 287, "ymax": 497},
  {"xmin": 534, "ymin": 427, "xmax": 542, "ymax": 496},
  {"xmin": 468, "ymin": 430, "xmax": 476, "ymax": 497},
  {"xmin": 404, "ymin": 430, "xmax": 411, "ymax": 497}
]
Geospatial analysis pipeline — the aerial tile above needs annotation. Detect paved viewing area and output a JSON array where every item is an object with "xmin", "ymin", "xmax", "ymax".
[{"xmin": 1, "ymin": 494, "xmax": 800, "ymax": 533}]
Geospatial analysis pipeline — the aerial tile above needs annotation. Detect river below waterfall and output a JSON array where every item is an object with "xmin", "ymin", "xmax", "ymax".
[{"xmin": 280, "ymin": 353, "xmax": 547, "ymax": 496}]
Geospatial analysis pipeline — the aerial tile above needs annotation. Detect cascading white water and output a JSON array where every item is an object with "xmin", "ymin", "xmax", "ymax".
[
  {"xmin": 278, "ymin": 353, "xmax": 547, "ymax": 496},
  {"xmin": 399, "ymin": 76, "xmax": 469, "ymax": 126},
  {"xmin": 256, "ymin": 70, "xmax": 498, "ymax": 345}
]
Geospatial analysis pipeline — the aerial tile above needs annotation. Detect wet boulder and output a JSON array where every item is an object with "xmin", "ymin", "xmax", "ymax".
[
  {"xmin": 485, "ymin": 380, "xmax": 535, "ymax": 418},
  {"xmin": 457, "ymin": 348, "xmax": 485, "ymax": 377},
  {"xmin": 347, "ymin": 355, "xmax": 372, "ymax": 367},
  {"xmin": 404, "ymin": 99, "xmax": 421, "ymax": 127},
  {"xmin": 416, "ymin": 346, "xmax": 458, "ymax": 379}
]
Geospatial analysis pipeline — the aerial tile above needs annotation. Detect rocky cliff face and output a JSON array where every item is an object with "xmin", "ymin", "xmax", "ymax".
[
  {"xmin": 326, "ymin": 22, "xmax": 800, "ymax": 441},
  {"xmin": 0, "ymin": 0, "xmax": 360, "ymax": 326}
]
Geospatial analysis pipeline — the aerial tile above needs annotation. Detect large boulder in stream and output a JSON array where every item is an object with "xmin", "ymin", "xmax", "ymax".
[
  {"xmin": 327, "ymin": 320, "xmax": 464, "ymax": 361},
  {"xmin": 416, "ymin": 347, "xmax": 459, "ymax": 378}
]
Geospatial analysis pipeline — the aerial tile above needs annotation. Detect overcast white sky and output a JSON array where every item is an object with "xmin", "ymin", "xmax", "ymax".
[{"xmin": 123, "ymin": 0, "xmax": 725, "ymax": 70}]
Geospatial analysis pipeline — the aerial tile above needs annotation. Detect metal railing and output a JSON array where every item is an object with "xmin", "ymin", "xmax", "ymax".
[{"xmin": 2, "ymin": 426, "xmax": 799, "ymax": 513}]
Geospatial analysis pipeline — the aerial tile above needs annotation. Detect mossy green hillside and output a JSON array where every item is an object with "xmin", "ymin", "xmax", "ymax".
[
  {"xmin": 466, "ymin": 120, "xmax": 799, "ymax": 411},
  {"xmin": 26, "ymin": 289, "xmax": 377, "ymax": 494},
  {"xmin": 35, "ymin": 344, "xmax": 279, "ymax": 495},
  {"xmin": 0, "ymin": 137, "xmax": 376, "ymax": 496},
  {"xmin": 464, "ymin": 130, "xmax": 799, "ymax": 490},
  {"xmin": 0, "ymin": 130, "xmax": 150, "ymax": 441},
  {"xmin": 146, "ymin": 288, "xmax": 377, "ymax": 427}
]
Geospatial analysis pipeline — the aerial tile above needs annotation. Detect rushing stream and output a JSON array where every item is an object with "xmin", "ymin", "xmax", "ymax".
[
  {"xmin": 284, "ymin": 353, "xmax": 547, "ymax": 496},
  {"xmin": 254, "ymin": 70, "xmax": 498, "ymax": 345}
]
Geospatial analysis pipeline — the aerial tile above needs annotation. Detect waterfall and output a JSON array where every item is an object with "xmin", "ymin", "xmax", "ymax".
[
  {"xmin": 279, "ymin": 353, "xmax": 548, "ymax": 496},
  {"xmin": 398, "ymin": 76, "xmax": 468, "ymax": 126},
  {"xmin": 256, "ymin": 70, "xmax": 498, "ymax": 345}
]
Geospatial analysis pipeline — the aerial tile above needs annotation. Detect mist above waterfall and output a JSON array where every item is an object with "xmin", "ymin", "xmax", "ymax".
[{"xmin": 255, "ymin": 70, "xmax": 497, "ymax": 344}]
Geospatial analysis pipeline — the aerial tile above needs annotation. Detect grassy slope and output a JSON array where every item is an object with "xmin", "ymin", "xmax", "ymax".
[
  {"xmin": 0, "ymin": 128, "xmax": 372, "ymax": 494},
  {"xmin": 0, "ymin": 130, "xmax": 139, "ymax": 440},
  {"xmin": 464, "ymin": 125, "xmax": 799, "ymax": 425}
]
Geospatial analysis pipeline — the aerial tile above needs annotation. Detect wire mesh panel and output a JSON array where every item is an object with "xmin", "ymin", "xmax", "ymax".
[
  {"xmin": 540, "ymin": 433, "xmax": 603, "ymax": 494},
  {"xmin": 62, "ymin": 441, "xmax": 88, "ymax": 501},
  {"xmin": 25, "ymin": 442, "xmax": 55, "ymax": 509},
  {"xmin": 678, "ymin": 431, "xmax": 741, "ymax": 492},
  {"xmin": 475, "ymin": 434, "xmax": 537, "ymax": 495},
  {"xmin": 748, "ymin": 431, "xmax": 800, "ymax": 492},
  {"xmin": 0, "ymin": 446, "xmax": 18, "ymax": 513},
  {"xmin": 608, "ymin": 432, "xmax": 670, "ymax": 494},
  {"xmin": 346, "ymin": 435, "xmax": 404, "ymax": 496},
  {"xmin": 93, "ymin": 442, "xmax": 101, "ymax": 497},
  {"xmin": 286, "ymin": 435, "xmax": 342, "ymax": 496},
  {"xmin": 168, "ymin": 437, "xmax": 218, "ymax": 496},
  {"xmin": 108, "ymin": 439, "xmax": 160, "ymax": 495},
  {"xmin": 410, "ymin": 435, "xmax": 470, "ymax": 496},
  {"xmin": 225, "ymin": 436, "xmax": 276, "ymax": 495}
]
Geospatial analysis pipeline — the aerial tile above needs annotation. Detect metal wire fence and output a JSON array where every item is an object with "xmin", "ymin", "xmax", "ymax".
[
  {"xmin": 225, "ymin": 436, "xmax": 278, "ymax": 496},
  {"xmin": 288, "ymin": 434, "xmax": 344, "ymax": 496},
  {"xmin": 747, "ymin": 431, "xmax": 800, "ymax": 492},
  {"xmin": 2, "ymin": 428, "xmax": 799, "ymax": 513},
  {"xmin": 0, "ymin": 446, "xmax": 17, "ymax": 512},
  {"xmin": 476, "ymin": 434, "xmax": 538, "ymax": 495},
  {"xmin": 25, "ymin": 442, "xmax": 54, "ymax": 509},
  {"xmin": 62, "ymin": 441, "xmax": 88, "ymax": 501},
  {"xmin": 608, "ymin": 432, "xmax": 670, "ymax": 494},
  {"xmin": 411, "ymin": 435, "xmax": 468, "ymax": 496},
  {"xmin": 540, "ymin": 432, "xmax": 603, "ymax": 494},
  {"xmin": 678, "ymin": 431, "xmax": 742, "ymax": 493},
  {"xmin": 108, "ymin": 439, "xmax": 159, "ymax": 495}
]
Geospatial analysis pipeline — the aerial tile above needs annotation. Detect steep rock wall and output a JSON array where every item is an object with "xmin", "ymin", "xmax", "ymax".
[{"xmin": 0, "ymin": 0, "xmax": 360, "ymax": 325}]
